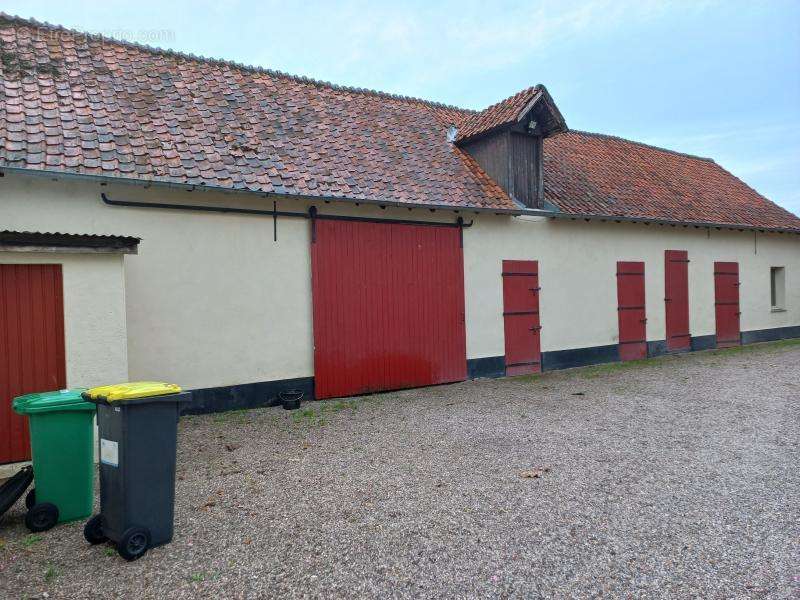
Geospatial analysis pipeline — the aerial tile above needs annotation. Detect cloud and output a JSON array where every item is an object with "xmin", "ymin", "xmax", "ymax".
[{"xmin": 247, "ymin": 0, "xmax": 701, "ymax": 104}]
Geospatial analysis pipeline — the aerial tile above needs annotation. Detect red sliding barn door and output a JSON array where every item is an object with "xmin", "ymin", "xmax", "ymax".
[
  {"xmin": 502, "ymin": 260, "xmax": 541, "ymax": 376},
  {"xmin": 616, "ymin": 261, "xmax": 647, "ymax": 361},
  {"xmin": 310, "ymin": 219, "xmax": 467, "ymax": 399},
  {"xmin": 714, "ymin": 261, "xmax": 741, "ymax": 348},
  {"xmin": 0, "ymin": 264, "xmax": 66, "ymax": 464},
  {"xmin": 665, "ymin": 250, "xmax": 690, "ymax": 351}
]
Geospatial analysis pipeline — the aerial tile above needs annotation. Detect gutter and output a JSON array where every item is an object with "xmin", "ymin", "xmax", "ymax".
[
  {"xmin": 3, "ymin": 166, "xmax": 797, "ymax": 235},
  {"xmin": 0, "ymin": 166, "xmax": 526, "ymax": 217},
  {"xmin": 101, "ymin": 193, "xmax": 474, "ymax": 228},
  {"xmin": 100, "ymin": 194, "xmax": 474, "ymax": 247},
  {"xmin": 537, "ymin": 210, "xmax": 800, "ymax": 235}
]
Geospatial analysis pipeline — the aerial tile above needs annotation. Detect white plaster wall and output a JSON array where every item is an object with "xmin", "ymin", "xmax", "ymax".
[
  {"xmin": 2, "ymin": 171, "xmax": 798, "ymax": 390},
  {"xmin": 463, "ymin": 215, "xmax": 800, "ymax": 358},
  {"xmin": 1, "ymin": 173, "xmax": 315, "ymax": 389},
  {"xmin": 0, "ymin": 251, "xmax": 129, "ymax": 387}
]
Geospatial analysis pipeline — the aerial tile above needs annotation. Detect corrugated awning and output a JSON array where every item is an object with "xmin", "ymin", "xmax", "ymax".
[{"xmin": 0, "ymin": 231, "xmax": 141, "ymax": 254}]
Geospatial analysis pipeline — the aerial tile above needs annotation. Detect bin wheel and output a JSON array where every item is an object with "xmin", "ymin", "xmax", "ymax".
[
  {"xmin": 83, "ymin": 514, "xmax": 108, "ymax": 545},
  {"xmin": 25, "ymin": 503, "xmax": 59, "ymax": 532},
  {"xmin": 25, "ymin": 489, "xmax": 35, "ymax": 509},
  {"xmin": 117, "ymin": 526, "xmax": 151, "ymax": 562}
]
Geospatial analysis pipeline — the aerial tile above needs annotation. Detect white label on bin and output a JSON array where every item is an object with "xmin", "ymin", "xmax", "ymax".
[{"xmin": 100, "ymin": 439, "xmax": 119, "ymax": 467}]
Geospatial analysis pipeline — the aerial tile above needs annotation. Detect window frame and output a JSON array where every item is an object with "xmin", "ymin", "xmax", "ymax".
[{"xmin": 770, "ymin": 266, "xmax": 786, "ymax": 311}]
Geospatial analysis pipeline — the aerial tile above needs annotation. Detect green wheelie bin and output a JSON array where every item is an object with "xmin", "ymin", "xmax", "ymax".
[{"xmin": 12, "ymin": 389, "xmax": 96, "ymax": 532}]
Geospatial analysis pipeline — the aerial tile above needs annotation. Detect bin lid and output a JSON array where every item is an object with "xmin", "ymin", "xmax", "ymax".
[
  {"xmin": 83, "ymin": 381, "xmax": 182, "ymax": 402},
  {"xmin": 12, "ymin": 389, "xmax": 94, "ymax": 415}
]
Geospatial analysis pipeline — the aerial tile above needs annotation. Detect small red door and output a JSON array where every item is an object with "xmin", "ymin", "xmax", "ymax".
[
  {"xmin": 502, "ymin": 260, "xmax": 541, "ymax": 376},
  {"xmin": 665, "ymin": 250, "xmax": 690, "ymax": 351},
  {"xmin": 311, "ymin": 219, "xmax": 467, "ymax": 399},
  {"xmin": 617, "ymin": 261, "xmax": 647, "ymax": 361},
  {"xmin": 714, "ymin": 261, "xmax": 741, "ymax": 348},
  {"xmin": 0, "ymin": 264, "xmax": 66, "ymax": 464}
]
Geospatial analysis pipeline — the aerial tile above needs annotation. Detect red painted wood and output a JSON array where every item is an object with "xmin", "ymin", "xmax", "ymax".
[
  {"xmin": 665, "ymin": 250, "xmax": 690, "ymax": 351},
  {"xmin": 311, "ymin": 220, "xmax": 467, "ymax": 399},
  {"xmin": 616, "ymin": 261, "xmax": 647, "ymax": 361},
  {"xmin": 714, "ymin": 261, "xmax": 741, "ymax": 347},
  {"xmin": 0, "ymin": 264, "xmax": 66, "ymax": 464},
  {"xmin": 502, "ymin": 260, "xmax": 541, "ymax": 376}
]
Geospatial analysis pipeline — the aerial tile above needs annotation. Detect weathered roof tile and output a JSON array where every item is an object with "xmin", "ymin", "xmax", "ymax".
[
  {"xmin": 0, "ymin": 14, "xmax": 798, "ymax": 231},
  {"xmin": 543, "ymin": 131, "xmax": 800, "ymax": 230}
]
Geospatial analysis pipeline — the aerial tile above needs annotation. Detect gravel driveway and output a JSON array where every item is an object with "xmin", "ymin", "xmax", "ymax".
[{"xmin": 1, "ymin": 340, "xmax": 798, "ymax": 599}]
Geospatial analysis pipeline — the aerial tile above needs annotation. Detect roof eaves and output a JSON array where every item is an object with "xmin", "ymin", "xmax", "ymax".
[
  {"xmin": 542, "ymin": 210, "xmax": 800, "ymax": 235},
  {"xmin": 0, "ymin": 165, "xmax": 524, "ymax": 215}
]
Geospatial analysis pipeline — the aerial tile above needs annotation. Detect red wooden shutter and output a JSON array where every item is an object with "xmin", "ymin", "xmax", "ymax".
[
  {"xmin": 617, "ymin": 261, "xmax": 647, "ymax": 361},
  {"xmin": 714, "ymin": 261, "xmax": 741, "ymax": 347},
  {"xmin": 665, "ymin": 250, "xmax": 690, "ymax": 351},
  {"xmin": 0, "ymin": 264, "xmax": 66, "ymax": 464},
  {"xmin": 311, "ymin": 220, "xmax": 467, "ymax": 399},
  {"xmin": 502, "ymin": 260, "xmax": 541, "ymax": 376}
]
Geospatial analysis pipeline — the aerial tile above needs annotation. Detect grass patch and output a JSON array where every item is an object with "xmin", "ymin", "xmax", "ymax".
[
  {"xmin": 292, "ymin": 407, "xmax": 319, "ymax": 423},
  {"xmin": 707, "ymin": 337, "xmax": 800, "ymax": 356},
  {"xmin": 104, "ymin": 547, "xmax": 116, "ymax": 557},
  {"xmin": 44, "ymin": 564, "xmax": 59, "ymax": 582},
  {"xmin": 212, "ymin": 408, "xmax": 252, "ymax": 425},
  {"xmin": 516, "ymin": 338, "xmax": 800, "ymax": 383},
  {"xmin": 510, "ymin": 373, "xmax": 542, "ymax": 383},
  {"xmin": 292, "ymin": 406, "xmax": 326, "ymax": 427},
  {"xmin": 579, "ymin": 358, "xmax": 653, "ymax": 379},
  {"xmin": 332, "ymin": 399, "xmax": 357, "ymax": 412},
  {"xmin": 290, "ymin": 398, "xmax": 360, "ymax": 428},
  {"xmin": 22, "ymin": 535, "xmax": 42, "ymax": 548}
]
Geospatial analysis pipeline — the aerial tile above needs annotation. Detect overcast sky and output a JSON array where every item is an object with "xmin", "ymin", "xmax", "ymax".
[{"xmin": 4, "ymin": 0, "xmax": 799, "ymax": 215}]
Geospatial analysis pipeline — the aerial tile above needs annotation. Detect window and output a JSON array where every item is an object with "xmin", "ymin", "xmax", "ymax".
[{"xmin": 770, "ymin": 267, "xmax": 785, "ymax": 310}]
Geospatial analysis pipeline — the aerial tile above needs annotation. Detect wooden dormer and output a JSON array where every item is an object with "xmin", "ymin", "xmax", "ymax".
[{"xmin": 455, "ymin": 85, "xmax": 567, "ymax": 209}]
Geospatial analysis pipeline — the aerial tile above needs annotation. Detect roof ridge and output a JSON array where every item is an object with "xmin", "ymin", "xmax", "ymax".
[
  {"xmin": 454, "ymin": 85, "xmax": 545, "ymax": 142},
  {"xmin": 459, "ymin": 85, "xmax": 539, "ymax": 124},
  {"xmin": 566, "ymin": 129, "xmax": 716, "ymax": 163},
  {"xmin": 480, "ymin": 85, "xmax": 539, "ymax": 116},
  {"xmin": 0, "ymin": 11, "xmax": 475, "ymax": 113}
]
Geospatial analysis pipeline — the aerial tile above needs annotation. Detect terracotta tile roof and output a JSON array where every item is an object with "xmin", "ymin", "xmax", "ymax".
[
  {"xmin": 455, "ymin": 86, "xmax": 540, "ymax": 142},
  {"xmin": 543, "ymin": 131, "xmax": 800, "ymax": 231},
  {"xmin": 0, "ymin": 14, "xmax": 512, "ymax": 211},
  {"xmin": 1, "ymin": 14, "xmax": 798, "ymax": 232}
]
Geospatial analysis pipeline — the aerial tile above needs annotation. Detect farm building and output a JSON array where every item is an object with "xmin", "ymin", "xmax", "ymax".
[{"xmin": 1, "ymin": 14, "xmax": 799, "ymax": 464}]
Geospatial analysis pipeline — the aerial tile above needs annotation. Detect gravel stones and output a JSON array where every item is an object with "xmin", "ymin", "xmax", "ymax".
[{"xmin": 1, "ymin": 342, "xmax": 798, "ymax": 598}]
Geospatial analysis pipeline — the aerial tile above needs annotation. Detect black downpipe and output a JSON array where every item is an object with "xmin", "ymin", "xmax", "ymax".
[
  {"xmin": 309, "ymin": 205, "xmax": 318, "ymax": 243},
  {"xmin": 273, "ymin": 201, "xmax": 278, "ymax": 242}
]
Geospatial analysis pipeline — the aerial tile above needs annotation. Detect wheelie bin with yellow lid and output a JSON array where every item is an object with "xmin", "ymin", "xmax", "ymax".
[
  {"xmin": 81, "ymin": 382, "xmax": 190, "ymax": 561},
  {"xmin": 12, "ymin": 389, "xmax": 95, "ymax": 532}
]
